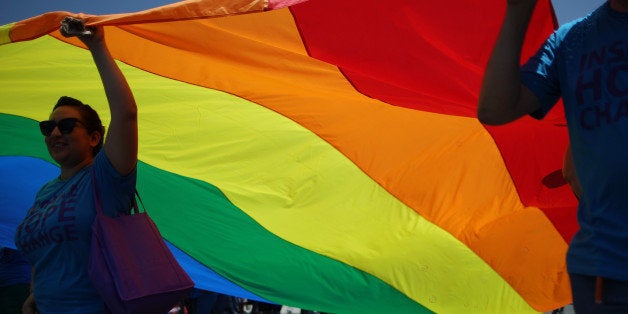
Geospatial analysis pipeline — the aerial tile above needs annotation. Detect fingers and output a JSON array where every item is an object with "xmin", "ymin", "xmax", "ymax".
[
  {"xmin": 59, "ymin": 17, "xmax": 105, "ymax": 48},
  {"xmin": 60, "ymin": 17, "xmax": 93, "ymax": 37}
]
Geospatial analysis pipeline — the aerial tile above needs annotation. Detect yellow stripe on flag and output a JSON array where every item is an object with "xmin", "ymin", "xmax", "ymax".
[{"xmin": 0, "ymin": 23, "xmax": 14, "ymax": 45}]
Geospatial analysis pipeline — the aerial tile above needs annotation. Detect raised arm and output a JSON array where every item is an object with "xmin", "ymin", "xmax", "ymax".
[
  {"xmin": 61, "ymin": 18, "xmax": 138, "ymax": 175},
  {"xmin": 477, "ymin": 0, "xmax": 542, "ymax": 125}
]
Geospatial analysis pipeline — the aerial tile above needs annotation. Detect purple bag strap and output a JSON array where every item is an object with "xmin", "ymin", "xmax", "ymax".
[
  {"xmin": 133, "ymin": 190, "xmax": 146, "ymax": 214},
  {"xmin": 91, "ymin": 166, "xmax": 142, "ymax": 216}
]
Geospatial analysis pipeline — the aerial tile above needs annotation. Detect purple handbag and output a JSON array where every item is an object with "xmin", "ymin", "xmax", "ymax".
[{"xmin": 89, "ymin": 169, "xmax": 194, "ymax": 314}]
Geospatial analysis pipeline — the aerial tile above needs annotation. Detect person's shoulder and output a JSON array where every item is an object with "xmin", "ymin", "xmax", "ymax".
[
  {"xmin": 554, "ymin": 14, "xmax": 589, "ymax": 38},
  {"xmin": 93, "ymin": 149, "xmax": 107, "ymax": 165},
  {"xmin": 94, "ymin": 148, "xmax": 137, "ymax": 179},
  {"xmin": 551, "ymin": 4, "xmax": 608, "ymax": 48}
]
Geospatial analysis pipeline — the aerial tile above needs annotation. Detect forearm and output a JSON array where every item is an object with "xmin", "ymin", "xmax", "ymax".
[
  {"xmin": 89, "ymin": 41, "xmax": 137, "ymax": 124},
  {"xmin": 563, "ymin": 145, "xmax": 583, "ymax": 199},
  {"xmin": 477, "ymin": 1, "xmax": 537, "ymax": 125},
  {"xmin": 23, "ymin": 268, "xmax": 37, "ymax": 314}
]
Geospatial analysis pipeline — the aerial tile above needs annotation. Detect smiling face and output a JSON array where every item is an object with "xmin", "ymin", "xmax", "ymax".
[{"xmin": 44, "ymin": 106, "xmax": 101, "ymax": 171}]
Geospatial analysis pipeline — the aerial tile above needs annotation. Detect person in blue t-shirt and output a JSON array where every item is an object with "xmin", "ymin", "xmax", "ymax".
[
  {"xmin": 14, "ymin": 17, "xmax": 138, "ymax": 314},
  {"xmin": 478, "ymin": 0, "xmax": 628, "ymax": 312}
]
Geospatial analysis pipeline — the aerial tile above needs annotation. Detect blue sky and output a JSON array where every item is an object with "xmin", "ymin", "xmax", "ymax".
[
  {"xmin": 0, "ymin": 0, "xmax": 608, "ymax": 26},
  {"xmin": 0, "ymin": 0, "xmax": 174, "ymax": 25},
  {"xmin": 553, "ymin": 0, "xmax": 606, "ymax": 24}
]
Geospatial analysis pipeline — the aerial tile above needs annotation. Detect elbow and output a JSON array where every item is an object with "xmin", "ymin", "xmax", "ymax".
[
  {"xmin": 477, "ymin": 105, "xmax": 510, "ymax": 126},
  {"xmin": 477, "ymin": 108, "xmax": 496, "ymax": 125}
]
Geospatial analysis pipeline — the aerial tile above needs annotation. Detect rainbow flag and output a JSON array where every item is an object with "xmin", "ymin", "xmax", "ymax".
[{"xmin": 0, "ymin": 0, "xmax": 577, "ymax": 312}]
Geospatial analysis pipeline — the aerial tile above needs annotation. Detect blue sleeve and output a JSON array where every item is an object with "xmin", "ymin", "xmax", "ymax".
[
  {"xmin": 93, "ymin": 151, "xmax": 137, "ymax": 217},
  {"xmin": 521, "ymin": 31, "xmax": 563, "ymax": 120}
]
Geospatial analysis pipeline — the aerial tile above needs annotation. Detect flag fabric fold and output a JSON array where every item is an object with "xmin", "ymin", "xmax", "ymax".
[{"xmin": 0, "ymin": 0, "xmax": 577, "ymax": 312}]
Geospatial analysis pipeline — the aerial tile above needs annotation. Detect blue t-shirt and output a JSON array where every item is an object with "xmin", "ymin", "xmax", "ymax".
[
  {"xmin": 14, "ymin": 151, "xmax": 136, "ymax": 313},
  {"xmin": 521, "ymin": 2, "xmax": 628, "ymax": 280}
]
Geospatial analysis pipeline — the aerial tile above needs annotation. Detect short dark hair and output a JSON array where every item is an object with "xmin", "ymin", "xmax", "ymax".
[{"xmin": 53, "ymin": 96, "xmax": 105, "ymax": 156}]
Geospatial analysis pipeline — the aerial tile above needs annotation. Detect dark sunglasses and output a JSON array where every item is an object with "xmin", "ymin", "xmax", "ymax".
[{"xmin": 39, "ymin": 118, "xmax": 84, "ymax": 137}]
